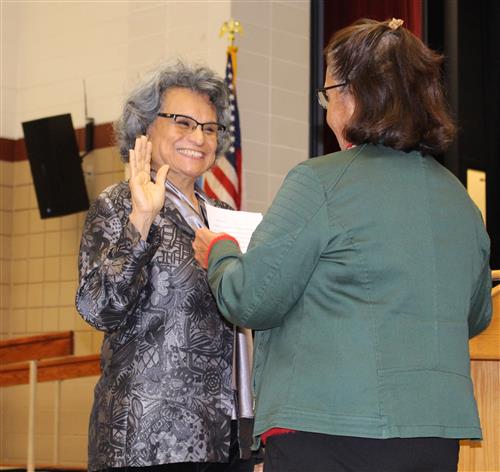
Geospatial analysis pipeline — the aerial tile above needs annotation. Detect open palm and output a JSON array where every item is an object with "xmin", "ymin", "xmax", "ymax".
[{"xmin": 128, "ymin": 135, "xmax": 169, "ymax": 239}]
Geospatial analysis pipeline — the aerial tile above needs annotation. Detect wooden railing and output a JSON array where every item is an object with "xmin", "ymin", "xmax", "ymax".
[
  {"xmin": 0, "ymin": 331, "xmax": 100, "ymax": 471},
  {"xmin": 0, "ymin": 331, "xmax": 74, "ymax": 364},
  {"xmin": 0, "ymin": 353, "xmax": 100, "ymax": 386}
]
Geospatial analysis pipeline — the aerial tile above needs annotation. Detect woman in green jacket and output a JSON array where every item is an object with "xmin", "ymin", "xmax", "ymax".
[{"xmin": 193, "ymin": 18, "xmax": 492, "ymax": 472}]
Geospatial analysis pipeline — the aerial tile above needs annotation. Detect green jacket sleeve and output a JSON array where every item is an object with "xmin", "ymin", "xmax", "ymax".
[{"xmin": 207, "ymin": 164, "xmax": 330, "ymax": 330}]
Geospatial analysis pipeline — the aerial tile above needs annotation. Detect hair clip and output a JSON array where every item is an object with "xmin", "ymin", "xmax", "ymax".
[{"xmin": 388, "ymin": 18, "xmax": 404, "ymax": 30}]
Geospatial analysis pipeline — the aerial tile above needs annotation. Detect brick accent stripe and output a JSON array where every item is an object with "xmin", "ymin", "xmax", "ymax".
[{"xmin": 0, "ymin": 122, "xmax": 114, "ymax": 162}]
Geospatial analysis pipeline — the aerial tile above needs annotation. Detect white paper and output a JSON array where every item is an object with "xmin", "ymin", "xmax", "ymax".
[{"xmin": 205, "ymin": 203, "xmax": 263, "ymax": 253}]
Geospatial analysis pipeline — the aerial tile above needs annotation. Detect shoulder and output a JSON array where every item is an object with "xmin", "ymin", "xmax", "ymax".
[
  {"xmin": 268, "ymin": 161, "xmax": 329, "ymax": 213},
  {"xmin": 100, "ymin": 180, "xmax": 131, "ymax": 203},
  {"xmin": 288, "ymin": 145, "xmax": 368, "ymax": 194},
  {"xmin": 87, "ymin": 181, "xmax": 131, "ymax": 221},
  {"xmin": 93, "ymin": 181, "xmax": 130, "ymax": 205}
]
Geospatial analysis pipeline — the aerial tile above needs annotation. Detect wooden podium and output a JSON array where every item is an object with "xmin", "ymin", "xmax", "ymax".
[{"xmin": 458, "ymin": 279, "xmax": 500, "ymax": 471}]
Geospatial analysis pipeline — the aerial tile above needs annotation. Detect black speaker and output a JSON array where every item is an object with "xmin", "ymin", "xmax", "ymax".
[{"xmin": 22, "ymin": 114, "xmax": 90, "ymax": 219}]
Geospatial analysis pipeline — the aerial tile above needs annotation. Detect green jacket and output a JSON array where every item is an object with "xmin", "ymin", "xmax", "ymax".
[{"xmin": 207, "ymin": 144, "xmax": 492, "ymax": 441}]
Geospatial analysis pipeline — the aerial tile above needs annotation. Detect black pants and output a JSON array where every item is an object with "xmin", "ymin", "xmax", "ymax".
[
  {"xmin": 99, "ymin": 457, "xmax": 253, "ymax": 472},
  {"xmin": 264, "ymin": 432, "xmax": 459, "ymax": 472},
  {"xmin": 98, "ymin": 422, "xmax": 255, "ymax": 472},
  {"xmin": 99, "ymin": 462, "xmax": 250, "ymax": 472}
]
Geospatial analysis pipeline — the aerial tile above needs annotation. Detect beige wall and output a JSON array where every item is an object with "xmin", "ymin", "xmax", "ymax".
[
  {"xmin": 0, "ymin": 0, "xmax": 310, "ymax": 467},
  {"xmin": 233, "ymin": 1, "xmax": 310, "ymax": 212},
  {"xmin": 0, "ymin": 149, "xmax": 124, "ymax": 466},
  {"xmin": 0, "ymin": 1, "xmax": 231, "ymax": 137}
]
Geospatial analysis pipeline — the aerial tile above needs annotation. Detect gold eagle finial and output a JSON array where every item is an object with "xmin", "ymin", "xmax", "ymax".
[{"xmin": 219, "ymin": 18, "xmax": 244, "ymax": 46}]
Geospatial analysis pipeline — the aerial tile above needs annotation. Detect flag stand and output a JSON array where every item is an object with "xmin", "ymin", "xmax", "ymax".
[{"xmin": 201, "ymin": 18, "xmax": 244, "ymax": 210}]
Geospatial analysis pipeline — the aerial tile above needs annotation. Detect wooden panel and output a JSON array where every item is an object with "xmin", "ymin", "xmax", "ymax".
[
  {"xmin": 1, "ymin": 463, "xmax": 85, "ymax": 471},
  {"xmin": 458, "ymin": 360, "xmax": 500, "ymax": 471},
  {"xmin": 0, "ymin": 354, "xmax": 100, "ymax": 386},
  {"xmin": 0, "ymin": 331, "xmax": 73, "ymax": 364},
  {"xmin": 469, "ymin": 285, "xmax": 500, "ymax": 360},
  {"xmin": 459, "ymin": 279, "xmax": 499, "ymax": 471}
]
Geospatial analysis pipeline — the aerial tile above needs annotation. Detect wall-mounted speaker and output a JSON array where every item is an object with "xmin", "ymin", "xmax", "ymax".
[{"xmin": 22, "ymin": 114, "xmax": 89, "ymax": 219}]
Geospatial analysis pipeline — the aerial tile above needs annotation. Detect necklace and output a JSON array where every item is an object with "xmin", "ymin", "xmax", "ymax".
[
  {"xmin": 164, "ymin": 179, "xmax": 209, "ymax": 230},
  {"xmin": 148, "ymin": 170, "xmax": 209, "ymax": 230}
]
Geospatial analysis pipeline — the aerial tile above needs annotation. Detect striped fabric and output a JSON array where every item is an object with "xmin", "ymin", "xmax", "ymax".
[{"xmin": 202, "ymin": 47, "xmax": 242, "ymax": 209}]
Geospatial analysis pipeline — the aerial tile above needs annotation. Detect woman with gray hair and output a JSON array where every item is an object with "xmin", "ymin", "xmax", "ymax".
[{"xmin": 76, "ymin": 62, "xmax": 252, "ymax": 471}]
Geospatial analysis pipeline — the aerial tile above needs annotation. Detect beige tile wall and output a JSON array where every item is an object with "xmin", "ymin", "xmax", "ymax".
[
  {"xmin": 233, "ymin": 0, "xmax": 310, "ymax": 213},
  {"xmin": 0, "ymin": 148, "xmax": 123, "ymax": 466},
  {"xmin": 1, "ymin": 1, "xmax": 231, "ymax": 138},
  {"xmin": 0, "ymin": 161, "xmax": 13, "ymax": 336},
  {"xmin": 0, "ymin": 0, "xmax": 310, "ymax": 467}
]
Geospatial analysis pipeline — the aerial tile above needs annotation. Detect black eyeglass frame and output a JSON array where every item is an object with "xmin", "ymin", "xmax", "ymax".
[
  {"xmin": 316, "ymin": 82, "xmax": 348, "ymax": 109},
  {"xmin": 157, "ymin": 113, "xmax": 226, "ymax": 133}
]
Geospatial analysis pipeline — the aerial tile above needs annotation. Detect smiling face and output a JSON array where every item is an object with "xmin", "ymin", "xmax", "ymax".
[
  {"xmin": 147, "ymin": 87, "xmax": 218, "ymax": 191},
  {"xmin": 324, "ymin": 71, "xmax": 355, "ymax": 150}
]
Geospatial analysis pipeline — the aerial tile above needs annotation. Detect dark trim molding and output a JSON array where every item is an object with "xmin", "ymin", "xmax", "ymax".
[{"xmin": 0, "ymin": 122, "xmax": 114, "ymax": 162}]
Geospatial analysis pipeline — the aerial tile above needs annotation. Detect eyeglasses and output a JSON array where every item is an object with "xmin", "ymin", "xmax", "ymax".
[
  {"xmin": 157, "ymin": 113, "xmax": 226, "ymax": 136},
  {"xmin": 316, "ymin": 83, "xmax": 348, "ymax": 109}
]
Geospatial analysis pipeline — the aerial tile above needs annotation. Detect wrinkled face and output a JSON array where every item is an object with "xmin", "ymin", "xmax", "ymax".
[
  {"xmin": 147, "ymin": 87, "xmax": 218, "ymax": 186},
  {"xmin": 324, "ymin": 71, "xmax": 355, "ymax": 150}
]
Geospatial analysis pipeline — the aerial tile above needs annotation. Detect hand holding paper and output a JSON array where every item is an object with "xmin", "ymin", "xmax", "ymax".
[
  {"xmin": 192, "ymin": 204, "xmax": 263, "ymax": 268},
  {"xmin": 204, "ymin": 203, "xmax": 263, "ymax": 253}
]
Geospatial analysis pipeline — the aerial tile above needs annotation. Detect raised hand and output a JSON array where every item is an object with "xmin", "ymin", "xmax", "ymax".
[{"xmin": 128, "ymin": 135, "xmax": 169, "ymax": 240}]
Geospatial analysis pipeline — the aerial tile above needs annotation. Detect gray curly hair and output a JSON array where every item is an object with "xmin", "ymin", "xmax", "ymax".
[{"xmin": 114, "ymin": 61, "xmax": 231, "ymax": 161}]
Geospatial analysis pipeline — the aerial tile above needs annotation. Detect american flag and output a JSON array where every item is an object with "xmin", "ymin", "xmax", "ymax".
[{"xmin": 201, "ymin": 47, "xmax": 242, "ymax": 209}]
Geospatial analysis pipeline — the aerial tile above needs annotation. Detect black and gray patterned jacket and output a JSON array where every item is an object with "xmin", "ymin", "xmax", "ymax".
[{"xmin": 76, "ymin": 181, "xmax": 234, "ymax": 470}]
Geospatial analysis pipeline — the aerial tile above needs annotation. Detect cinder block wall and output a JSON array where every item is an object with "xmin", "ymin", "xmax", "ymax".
[
  {"xmin": 233, "ymin": 1, "xmax": 310, "ymax": 212},
  {"xmin": 0, "ymin": 1, "xmax": 310, "ymax": 467}
]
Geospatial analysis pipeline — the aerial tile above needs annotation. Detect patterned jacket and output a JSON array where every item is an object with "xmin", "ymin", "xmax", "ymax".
[{"xmin": 76, "ymin": 181, "xmax": 234, "ymax": 470}]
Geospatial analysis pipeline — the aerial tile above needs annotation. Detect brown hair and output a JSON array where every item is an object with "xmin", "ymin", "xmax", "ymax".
[{"xmin": 324, "ymin": 18, "xmax": 456, "ymax": 156}]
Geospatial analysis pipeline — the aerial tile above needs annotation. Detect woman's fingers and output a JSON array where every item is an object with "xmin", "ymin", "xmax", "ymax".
[
  {"xmin": 193, "ymin": 228, "xmax": 221, "ymax": 269},
  {"xmin": 129, "ymin": 149, "xmax": 136, "ymax": 177},
  {"xmin": 156, "ymin": 164, "xmax": 170, "ymax": 188},
  {"xmin": 192, "ymin": 229, "xmax": 208, "ymax": 268},
  {"xmin": 130, "ymin": 136, "xmax": 151, "ymax": 178},
  {"xmin": 131, "ymin": 137, "xmax": 143, "ymax": 175},
  {"xmin": 136, "ymin": 136, "xmax": 145, "ymax": 170},
  {"xmin": 145, "ymin": 140, "xmax": 152, "ymax": 176}
]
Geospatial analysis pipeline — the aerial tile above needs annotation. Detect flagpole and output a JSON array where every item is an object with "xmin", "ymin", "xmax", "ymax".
[
  {"xmin": 219, "ymin": 18, "xmax": 243, "ymax": 76},
  {"xmin": 201, "ymin": 19, "xmax": 244, "ymax": 210},
  {"xmin": 202, "ymin": 18, "xmax": 243, "ymax": 210},
  {"xmin": 219, "ymin": 19, "xmax": 254, "ymax": 460}
]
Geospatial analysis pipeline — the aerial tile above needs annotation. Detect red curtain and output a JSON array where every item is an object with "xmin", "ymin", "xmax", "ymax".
[
  {"xmin": 319, "ymin": 0, "xmax": 423, "ymax": 154},
  {"xmin": 324, "ymin": 0, "xmax": 423, "ymax": 40}
]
